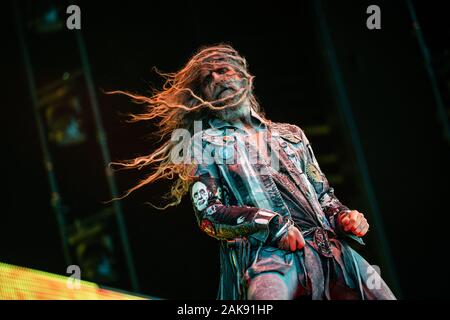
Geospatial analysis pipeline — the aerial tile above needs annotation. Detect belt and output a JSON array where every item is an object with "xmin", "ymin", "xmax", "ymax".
[{"xmin": 303, "ymin": 227, "xmax": 335, "ymax": 258}]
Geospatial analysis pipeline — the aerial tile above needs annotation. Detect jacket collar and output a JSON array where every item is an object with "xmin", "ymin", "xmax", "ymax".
[{"xmin": 208, "ymin": 108, "xmax": 267, "ymax": 133}]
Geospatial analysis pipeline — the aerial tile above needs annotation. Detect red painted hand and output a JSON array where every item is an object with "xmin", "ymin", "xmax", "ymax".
[
  {"xmin": 278, "ymin": 225, "xmax": 305, "ymax": 251},
  {"xmin": 337, "ymin": 210, "xmax": 369, "ymax": 237}
]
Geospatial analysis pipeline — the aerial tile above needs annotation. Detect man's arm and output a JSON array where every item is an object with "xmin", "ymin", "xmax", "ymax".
[
  {"xmin": 298, "ymin": 129, "xmax": 369, "ymax": 240},
  {"xmin": 190, "ymin": 162, "xmax": 285, "ymax": 244},
  {"xmin": 187, "ymin": 131, "xmax": 305, "ymax": 250}
]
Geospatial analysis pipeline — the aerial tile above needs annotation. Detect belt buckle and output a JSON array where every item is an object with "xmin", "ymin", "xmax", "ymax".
[{"xmin": 313, "ymin": 228, "xmax": 333, "ymax": 258}]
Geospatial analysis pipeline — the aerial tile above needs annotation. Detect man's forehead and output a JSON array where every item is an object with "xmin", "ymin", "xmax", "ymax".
[
  {"xmin": 193, "ymin": 182, "xmax": 207, "ymax": 191},
  {"xmin": 200, "ymin": 55, "xmax": 241, "ymax": 68},
  {"xmin": 204, "ymin": 53, "xmax": 227, "ymax": 62},
  {"xmin": 199, "ymin": 63, "xmax": 239, "ymax": 80}
]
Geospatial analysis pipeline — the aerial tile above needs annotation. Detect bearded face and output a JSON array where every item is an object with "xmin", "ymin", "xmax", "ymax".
[
  {"xmin": 199, "ymin": 63, "xmax": 251, "ymax": 121},
  {"xmin": 191, "ymin": 181, "xmax": 209, "ymax": 211},
  {"xmin": 111, "ymin": 45, "xmax": 263, "ymax": 208}
]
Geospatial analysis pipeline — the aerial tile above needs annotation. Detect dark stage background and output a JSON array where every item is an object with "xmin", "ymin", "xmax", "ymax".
[{"xmin": 2, "ymin": 0, "xmax": 449, "ymax": 299}]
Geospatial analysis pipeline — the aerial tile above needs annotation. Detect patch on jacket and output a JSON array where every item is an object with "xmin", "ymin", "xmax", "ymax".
[
  {"xmin": 200, "ymin": 219, "xmax": 216, "ymax": 237},
  {"xmin": 280, "ymin": 133, "xmax": 302, "ymax": 144},
  {"xmin": 270, "ymin": 122, "xmax": 303, "ymax": 144},
  {"xmin": 191, "ymin": 181, "xmax": 210, "ymax": 212},
  {"xmin": 306, "ymin": 163, "xmax": 324, "ymax": 193}
]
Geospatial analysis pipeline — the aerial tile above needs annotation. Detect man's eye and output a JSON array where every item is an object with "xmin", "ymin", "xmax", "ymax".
[
  {"xmin": 203, "ymin": 74, "xmax": 212, "ymax": 85},
  {"xmin": 217, "ymin": 68, "xmax": 227, "ymax": 74}
]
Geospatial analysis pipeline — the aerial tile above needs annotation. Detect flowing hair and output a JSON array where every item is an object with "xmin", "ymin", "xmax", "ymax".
[{"xmin": 108, "ymin": 44, "xmax": 264, "ymax": 209}]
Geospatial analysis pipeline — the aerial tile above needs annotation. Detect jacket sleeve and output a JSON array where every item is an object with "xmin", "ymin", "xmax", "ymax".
[
  {"xmin": 298, "ymin": 128, "xmax": 365, "ymax": 244},
  {"xmin": 189, "ymin": 161, "xmax": 285, "ymax": 243},
  {"xmin": 297, "ymin": 129, "xmax": 349, "ymax": 219}
]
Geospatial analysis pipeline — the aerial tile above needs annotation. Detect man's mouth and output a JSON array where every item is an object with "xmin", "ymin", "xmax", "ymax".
[{"xmin": 215, "ymin": 86, "xmax": 234, "ymax": 99}]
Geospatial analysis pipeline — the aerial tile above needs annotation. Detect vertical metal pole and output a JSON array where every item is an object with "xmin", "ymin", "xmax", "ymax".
[
  {"xmin": 12, "ymin": 1, "xmax": 72, "ymax": 266},
  {"xmin": 75, "ymin": 30, "xmax": 140, "ymax": 292},
  {"xmin": 406, "ymin": 0, "xmax": 450, "ymax": 143},
  {"xmin": 312, "ymin": 0, "xmax": 402, "ymax": 297}
]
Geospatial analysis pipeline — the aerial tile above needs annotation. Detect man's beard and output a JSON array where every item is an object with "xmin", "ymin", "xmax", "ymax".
[
  {"xmin": 215, "ymin": 101, "xmax": 251, "ymax": 122},
  {"xmin": 210, "ymin": 80, "xmax": 251, "ymax": 122}
]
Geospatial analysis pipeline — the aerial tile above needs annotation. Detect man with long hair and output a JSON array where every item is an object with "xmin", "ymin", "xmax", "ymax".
[{"xmin": 111, "ymin": 44, "xmax": 396, "ymax": 300}]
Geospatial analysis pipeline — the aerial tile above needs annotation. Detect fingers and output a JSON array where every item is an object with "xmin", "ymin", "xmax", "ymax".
[
  {"xmin": 354, "ymin": 220, "xmax": 370, "ymax": 236},
  {"xmin": 339, "ymin": 210, "xmax": 352, "ymax": 228},
  {"xmin": 358, "ymin": 224, "xmax": 369, "ymax": 237},
  {"xmin": 340, "ymin": 210, "xmax": 367, "ymax": 233},
  {"xmin": 288, "ymin": 229, "xmax": 297, "ymax": 252},
  {"xmin": 286, "ymin": 227, "xmax": 305, "ymax": 251},
  {"xmin": 293, "ymin": 227, "xmax": 305, "ymax": 250},
  {"xmin": 340, "ymin": 209, "xmax": 369, "ymax": 237},
  {"xmin": 342, "ymin": 211, "xmax": 359, "ymax": 232},
  {"xmin": 278, "ymin": 233, "xmax": 290, "ymax": 251},
  {"xmin": 348, "ymin": 214, "xmax": 364, "ymax": 232},
  {"xmin": 278, "ymin": 226, "xmax": 305, "ymax": 252}
]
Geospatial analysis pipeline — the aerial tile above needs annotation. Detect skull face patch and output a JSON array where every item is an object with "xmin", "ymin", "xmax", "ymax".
[
  {"xmin": 306, "ymin": 163, "xmax": 324, "ymax": 194},
  {"xmin": 191, "ymin": 181, "xmax": 209, "ymax": 211}
]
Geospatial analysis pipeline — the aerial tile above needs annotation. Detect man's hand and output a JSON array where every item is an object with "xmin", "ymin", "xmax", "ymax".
[
  {"xmin": 278, "ymin": 225, "xmax": 305, "ymax": 252},
  {"xmin": 337, "ymin": 210, "xmax": 369, "ymax": 237}
]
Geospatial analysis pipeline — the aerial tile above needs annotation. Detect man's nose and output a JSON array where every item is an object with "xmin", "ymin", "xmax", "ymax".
[{"xmin": 211, "ymin": 71, "xmax": 222, "ymax": 82}]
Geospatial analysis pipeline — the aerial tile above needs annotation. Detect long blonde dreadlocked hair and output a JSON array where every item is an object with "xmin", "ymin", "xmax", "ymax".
[{"xmin": 108, "ymin": 44, "xmax": 264, "ymax": 209}]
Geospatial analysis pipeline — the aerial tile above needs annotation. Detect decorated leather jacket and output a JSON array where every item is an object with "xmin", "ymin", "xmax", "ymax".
[{"xmin": 188, "ymin": 111, "xmax": 362, "ymax": 299}]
